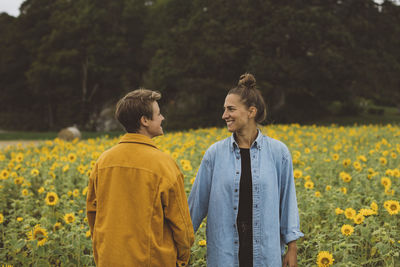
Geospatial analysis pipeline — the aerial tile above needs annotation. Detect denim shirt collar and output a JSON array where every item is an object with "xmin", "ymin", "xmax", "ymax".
[{"xmin": 229, "ymin": 129, "xmax": 263, "ymax": 152}]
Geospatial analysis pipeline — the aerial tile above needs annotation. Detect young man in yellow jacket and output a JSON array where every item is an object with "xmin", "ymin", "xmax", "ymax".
[{"xmin": 86, "ymin": 89, "xmax": 194, "ymax": 266}]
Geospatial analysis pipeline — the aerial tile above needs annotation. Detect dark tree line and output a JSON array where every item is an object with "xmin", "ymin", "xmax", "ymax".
[{"xmin": 0, "ymin": 0, "xmax": 399, "ymax": 131}]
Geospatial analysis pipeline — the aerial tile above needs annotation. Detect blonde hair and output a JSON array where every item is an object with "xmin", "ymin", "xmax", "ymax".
[
  {"xmin": 228, "ymin": 73, "xmax": 267, "ymax": 123},
  {"xmin": 115, "ymin": 88, "xmax": 161, "ymax": 132}
]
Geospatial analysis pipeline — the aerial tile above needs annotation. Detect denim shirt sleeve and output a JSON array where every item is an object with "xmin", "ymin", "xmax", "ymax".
[
  {"xmin": 279, "ymin": 146, "xmax": 304, "ymax": 244},
  {"xmin": 188, "ymin": 148, "xmax": 213, "ymax": 233}
]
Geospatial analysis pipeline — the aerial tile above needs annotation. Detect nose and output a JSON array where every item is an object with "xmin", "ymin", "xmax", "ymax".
[
  {"xmin": 222, "ymin": 109, "xmax": 228, "ymax": 120},
  {"xmin": 161, "ymin": 114, "xmax": 165, "ymax": 121}
]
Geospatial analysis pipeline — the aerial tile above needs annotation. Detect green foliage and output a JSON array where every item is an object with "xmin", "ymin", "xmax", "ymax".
[{"xmin": 0, "ymin": 0, "xmax": 400, "ymax": 130}]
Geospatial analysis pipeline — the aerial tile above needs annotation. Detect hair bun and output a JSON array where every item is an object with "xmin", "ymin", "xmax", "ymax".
[{"xmin": 238, "ymin": 73, "xmax": 256, "ymax": 89}]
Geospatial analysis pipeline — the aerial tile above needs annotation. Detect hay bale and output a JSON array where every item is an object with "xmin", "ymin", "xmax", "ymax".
[{"xmin": 57, "ymin": 126, "xmax": 81, "ymax": 141}]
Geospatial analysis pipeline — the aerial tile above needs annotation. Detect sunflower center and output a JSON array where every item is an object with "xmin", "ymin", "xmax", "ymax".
[
  {"xmin": 390, "ymin": 204, "xmax": 397, "ymax": 211},
  {"xmin": 49, "ymin": 196, "xmax": 55, "ymax": 202},
  {"xmin": 34, "ymin": 231, "xmax": 45, "ymax": 241},
  {"xmin": 321, "ymin": 258, "xmax": 330, "ymax": 264}
]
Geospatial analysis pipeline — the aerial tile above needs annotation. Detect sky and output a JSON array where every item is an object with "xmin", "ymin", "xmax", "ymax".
[
  {"xmin": 0, "ymin": 0, "xmax": 25, "ymax": 17},
  {"xmin": 0, "ymin": 0, "xmax": 394, "ymax": 17}
]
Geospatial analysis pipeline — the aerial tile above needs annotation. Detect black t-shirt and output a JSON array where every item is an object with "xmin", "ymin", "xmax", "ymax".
[{"xmin": 237, "ymin": 148, "xmax": 253, "ymax": 223}]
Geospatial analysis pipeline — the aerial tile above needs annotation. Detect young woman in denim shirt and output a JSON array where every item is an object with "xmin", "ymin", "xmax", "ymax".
[{"xmin": 189, "ymin": 73, "xmax": 303, "ymax": 267}]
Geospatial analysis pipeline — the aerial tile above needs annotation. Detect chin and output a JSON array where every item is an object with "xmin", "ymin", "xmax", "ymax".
[{"xmin": 226, "ymin": 126, "xmax": 235, "ymax": 132}]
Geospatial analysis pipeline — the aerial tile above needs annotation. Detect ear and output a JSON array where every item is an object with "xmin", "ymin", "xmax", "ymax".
[
  {"xmin": 248, "ymin": 106, "xmax": 257, "ymax": 119},
  {"xmin": 140, "ymin": 116, "xmax": 150, "ymax": 127}
]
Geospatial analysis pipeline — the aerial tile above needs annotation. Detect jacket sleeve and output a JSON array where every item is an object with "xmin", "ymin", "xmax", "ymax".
[
  {"xmin": 188, "ymin": 149, "xmax": 213, "ymax": 233},
  {"xmin": 162, "ymin": 170, "xmax": 194, "ymax": 266},
  {"xmin": 86, "ymin": 164, "xmax": 98, "ymax": 236},
  {"xmin": 279, "ymin": 147, "xmax": 304, "ymax": 244}
]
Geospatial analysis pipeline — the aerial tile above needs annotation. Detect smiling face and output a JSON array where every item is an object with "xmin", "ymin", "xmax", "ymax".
[
  {"xmin": 144, "ymin": 101, "xmax": 165, "ymax": 138},
  {"xmin": 222, "ymin": 94, "xmax": 255, "ymax": 133}
]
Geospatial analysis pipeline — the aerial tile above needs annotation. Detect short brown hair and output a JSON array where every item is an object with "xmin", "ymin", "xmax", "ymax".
[
  {"xmin": 115, "ymin": 89, "xmax": 161, "ymax": 133},
  {"xmin": 228, "ymin": 73, "xmax": 267, "ymax": 124}
]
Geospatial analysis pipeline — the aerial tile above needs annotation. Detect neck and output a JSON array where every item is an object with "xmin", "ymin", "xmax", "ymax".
[
  {"xmin": 137, "ymin": 128, "xmax": 153, "ymax": 139},
  {"xmin": 234, "ymin": 126, "xmax": 258, "ymax": 149}
]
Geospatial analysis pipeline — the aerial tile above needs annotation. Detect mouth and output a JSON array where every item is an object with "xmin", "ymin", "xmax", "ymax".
[{"xmin": 225, "ymin": 120, "xmax": 234, "ymax": 126}]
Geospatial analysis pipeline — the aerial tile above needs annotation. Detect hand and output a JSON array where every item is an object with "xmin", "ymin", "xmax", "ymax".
[{"xmin": 282, "ymin": 241, "xmax": 298, "ymax": 267}]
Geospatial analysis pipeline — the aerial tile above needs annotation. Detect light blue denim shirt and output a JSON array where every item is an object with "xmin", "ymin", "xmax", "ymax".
[{"xmin": 188, "ymin": 130, "xmax": 304, "ymax": 267}]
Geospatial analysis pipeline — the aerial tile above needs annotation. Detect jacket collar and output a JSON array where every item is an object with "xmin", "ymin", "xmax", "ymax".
[
  {"xmin": 119, "ymin": 133, "xmax": 158, "ymax": 149},
  {"xmin": 229, "ymin": 129, "xmax": 263, "ymax": 152}
]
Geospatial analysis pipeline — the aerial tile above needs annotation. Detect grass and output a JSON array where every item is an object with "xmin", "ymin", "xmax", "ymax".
[
  {"xmin": 0, "ymin": 131, "xmax": 124, "ymax": 141},
  {"xmin": 0, "ymin": 106, "xmax": 399, "ymax": 140}
]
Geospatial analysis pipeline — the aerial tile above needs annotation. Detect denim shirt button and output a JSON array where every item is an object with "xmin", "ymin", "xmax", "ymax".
[
  {"xmin": 235, "ymin": 189, "xmax": 238, "ymax": 192},
  {"xmin": 236, "ymin": 171, "xmax": 239, "ymax": 175},
  {"xmin": 234, "ymin": 241, "xmax": 238, "ymax": 244},
  {"xmin": 234, "ymin": 207, "xmax": 237, "ymax": 210}
]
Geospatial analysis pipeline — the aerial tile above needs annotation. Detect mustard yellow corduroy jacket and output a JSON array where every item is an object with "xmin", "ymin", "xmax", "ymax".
[{"xmin": 86, "ymin": 133, "xmax": 194, "ymax": 267}]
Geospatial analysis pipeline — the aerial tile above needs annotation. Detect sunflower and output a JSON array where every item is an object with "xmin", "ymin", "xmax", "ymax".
[
  {"xmin": 82, "ymin": 186, "xmax": 88, "ymax": 196},
  {"xmin": 30, "ymin": 169, "xmax": 39, "ymax": 177},
  {"xmin": 335, "ymin": 208, "xmax": 344, "ymax": 215},
  {"xmin": 0, "ymin": 213, "xmax": 4, "ymax": 224},
  {"xmin": 340, "ymin": 172, "xmax": 352, "ymax": 183},
  {"xmin": 341, "ymin": 224, "xmax": 354, "ymax": 236},
  {"xmin": 379, "ymin": 157, "xmax": 387, "ymax": 166},
  {"xmin": 342, "ymin": 159, "xmax": 351, "ymax": 167},
  {"xmin": 54, "ymin": 222, "xmax": 62, "ymax": 231},
  {"xmin": 72, "ymin": 189, "xmax": 79, "ymax": 197},
  {"xmin": 1, "ymin": 169, "xmax": 9, "ymax": 179},
  {"xmin": 62, "ymin": 164, "xmax": 70, "ymax": 172},
  {"xmin": 293, "ymin": 169, "xmax": 303, "ymax": 179},
  {"xmin": 332, "ymin": 154, "xmax": 339, "ymax": 161},
  {"xmin": 315, "ymin": 191, "xmax": 321, "ymax": 197},
  {"xmin": 37, "ymin": 187, "xmax": 45, "ymax": 194},
  {"xmin": 385, "ymin": 169, "xmax": 393, "ymax": 176},
  {"xmin": 64, "ymin": 213, "xmax": 75, "ymax": 224},
  {"xmin": 27, "ymin": 224, "xmax": 48, "ymax": 246},
  {"xmin": 353, "ymin": 214, "xmax": 365, "ymax": 224},
  {"xmin": 359, "ymin": 208, "xmax": 375, "ymax": 216},
  {"xmin": 384, "ymin": 200, "xmax": 400, "ymax": 215},
  {"xmin": 182, "ymin": 164, "xmax": 192, "ymax": 171},
  {"xmin": 17, "ymin": 217, "xmax": 23, "ymax": 222},
  {"xmin": 67, "ymin": 153, "xmax": 77, "ymax": 163},
  {"xmin": 15, "ymin": 152, "xmax": 24, "ymax": 162},
  {"xmin": 358, "ymin": 155, "xmax": 367, "ymax": 162},
  {"xmin": 22, "ymin": 189, "xmax": 29, "ymax": 196},
  {"xmin": 304, "ymin": 181, "xmax": 314, "ymax": 189},
  {"xmin": 198, "ymin": 240, "xmax": 207, "ymax": 246},
  {"xmin": 86, "ymin": 231, "xmax": 91, "ymax": 238},
  {"xmin": 381, "ymin": 177, "xmax": 391, "ymax": 188},
  {"xmin": 45, "ymin": 192, "xmax": 59, "ymax": 206},
  {"xmin": 14, "ymin": 177, "xmax": 24, "ymax": 185},
  {"xmin": 325, "ymin": 185, "xmax": 332, "ymax": 191},
  {"xmin": 316, "ymin": 251, "xmax": 334, "ymax": 267},
  {"xmin": 340, "ymin": 187, "xmax": 347, "ymax": 194},
  {"xmin": 370, "ymin": 202, "xmax": 378, "ymax": 212},
  {"xmin": 344, "ymin": 208, "xmax": 356, "ymax": 219},
  {"xmin": 353, "ymin": 161, "xmax": 361, "ymax": 169}
]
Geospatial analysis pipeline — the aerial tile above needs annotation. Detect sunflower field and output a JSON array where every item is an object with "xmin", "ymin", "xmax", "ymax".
[{"xmin": 0, "ymin": 124, "xmax": 399, "ymax": 266}]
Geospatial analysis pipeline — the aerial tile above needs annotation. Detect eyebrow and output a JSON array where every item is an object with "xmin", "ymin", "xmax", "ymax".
[{"xmin": 224, "ymin": 105, "xmax": 236, "ymax": 108}]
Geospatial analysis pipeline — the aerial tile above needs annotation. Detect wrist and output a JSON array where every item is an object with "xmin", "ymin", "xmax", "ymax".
[{"xmin": 287, "ymin": 241, "xmax": 297, "ymax": 251}]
